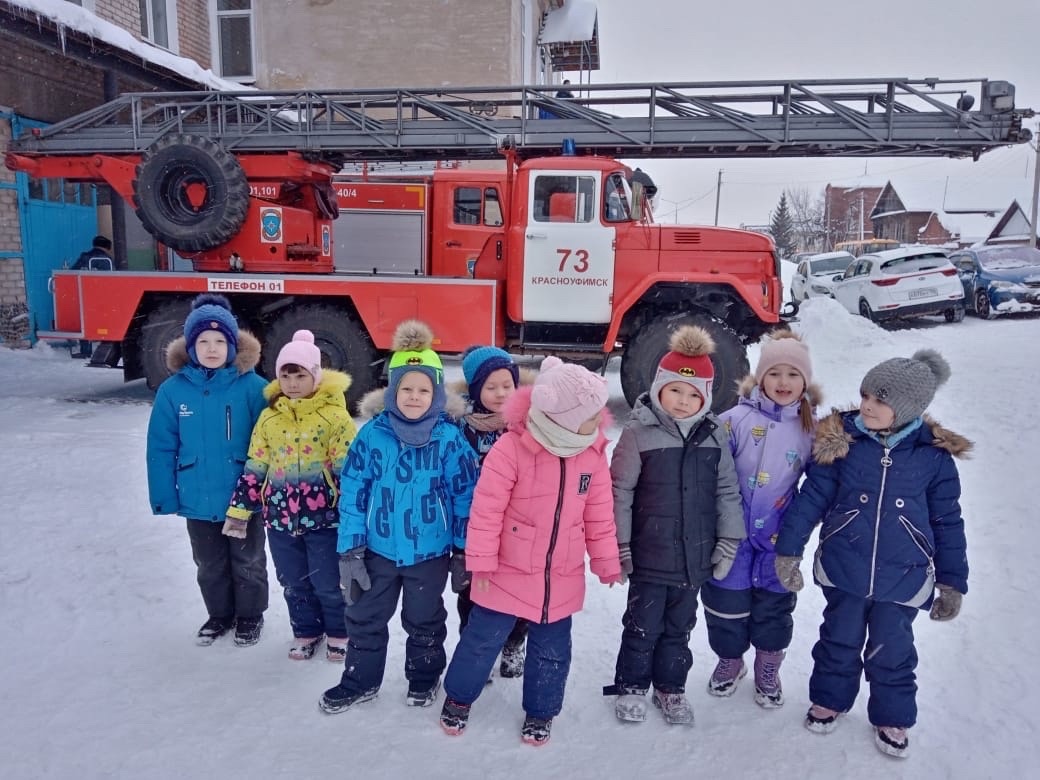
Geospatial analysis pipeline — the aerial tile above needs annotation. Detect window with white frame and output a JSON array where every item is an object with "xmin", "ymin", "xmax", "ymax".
[
  {"xmin": 139, "ymin": 0, "xmax": 178, "ymax": 51},
  {"xmin": 212, "ymin": 0, "xmax": 256, "ymax": 81}
]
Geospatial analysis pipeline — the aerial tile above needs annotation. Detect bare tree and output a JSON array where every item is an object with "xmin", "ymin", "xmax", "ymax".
[{"xmin": 786, "ymin": 187, "xmax": 827, "ymax": 252}]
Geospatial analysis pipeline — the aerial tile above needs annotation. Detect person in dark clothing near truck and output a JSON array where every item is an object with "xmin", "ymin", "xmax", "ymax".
[{"xmin": 71, "ymin": 235, "xmax": 114, "ymax": 357}]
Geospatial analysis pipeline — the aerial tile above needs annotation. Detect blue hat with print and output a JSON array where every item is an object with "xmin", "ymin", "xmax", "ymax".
[
  {"xmin": 184, "ymin": 293, "xmax": 239, "ymax": 366},
  {"xmin": 461, "ymin": 345, "xmax": 518, "ymax": 411}
]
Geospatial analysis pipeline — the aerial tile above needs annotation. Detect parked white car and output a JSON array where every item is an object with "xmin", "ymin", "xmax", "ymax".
[
  {"xmin": 830, "ymin": 246, "xmax": 965, "ymax": 323},
  {"xmin": 790, "ymin": 251, "xmax": 856, "ymax": 300}
]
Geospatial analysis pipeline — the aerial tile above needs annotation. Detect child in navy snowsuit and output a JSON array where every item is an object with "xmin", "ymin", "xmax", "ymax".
[
  {"xmin": 773, "ymin": 350, "xmax": 970, "ymax": 759},
  {"xmin": 319, "ymin": 320, "xmax": 478, "ymax": 714},
  {"xmin": 146, "ymin": 294, "xmax": 269, "ymax": 647},
  {"xmin": 703, "ymin": 330, "xmax": 819, "ymax": 707}
]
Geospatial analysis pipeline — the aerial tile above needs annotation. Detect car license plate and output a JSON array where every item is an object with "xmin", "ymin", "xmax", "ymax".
[{"xmin": 908, "ymin": 287, "xmax": 937, "ymax": 300}]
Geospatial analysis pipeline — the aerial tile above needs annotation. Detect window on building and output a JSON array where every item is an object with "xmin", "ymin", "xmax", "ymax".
[
  {"xmin": 140, "ymin": 0, "xmax": 177, "ymax": 51},
  {"xmin": 65, "ymin": 1, "xmax": 97, "ymax": 10},
  {"xmin": 213, "ymin": 0, "xmax": 255, "ymax": 81}
]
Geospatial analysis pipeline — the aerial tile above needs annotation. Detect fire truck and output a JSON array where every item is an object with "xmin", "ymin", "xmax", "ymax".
[{"xmin": 5, "ymin": 79, "xmax": 1031, "ymax": 410}]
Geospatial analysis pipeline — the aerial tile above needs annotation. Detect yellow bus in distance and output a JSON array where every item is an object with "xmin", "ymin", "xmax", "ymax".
[{"xmin": 833, "ymin": 239, "xmax": 900, "ymax": 257}]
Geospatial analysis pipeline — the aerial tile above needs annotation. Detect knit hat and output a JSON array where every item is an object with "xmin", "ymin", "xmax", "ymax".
[
  {"xmin": 184, "ymin": 293, "xmax": 239, "ymax": 366},
  {"xmin": 276, "ymin": 329, "xmax": 322, "ymax": 385},
  {"xmin": 530, "ymin": 356, "xmax": 609, "ymax": 433},
  {"xmin": 860, "ymin": 349, "xmax": 951, "ymax": 429},
  {"xmin": 384, "ymin": 320, "xmax": 446, "ymax": 445},
  {"xmin": 755, "ymin": 329, "xmax": 813, "ymax": 385},
  {"xmin": 650, "ymin": 325, "xmax": 715, "ymax": 410},
  {"xmin": 461, "ymin": 345, "xmax": 519, "ymax": 410}
]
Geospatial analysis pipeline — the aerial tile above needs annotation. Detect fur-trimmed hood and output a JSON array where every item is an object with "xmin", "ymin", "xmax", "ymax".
[
  {"xmin": 261, "ymin": 369, "xmax": 352, "ymax": 407},
  {"xmin": 735, "ymin": 374, "xmax": 823, "ymax": 407},
  {"xmin": 165, "ymin": 330, "xmax": 262, "ymax": 375},
  {"xmin": 445, "ymin": 365, "xmax": 539, "ymax": 420},
  {"xmin": 812, "ymin": 408, "xmax": 973, "ymax": 465}
]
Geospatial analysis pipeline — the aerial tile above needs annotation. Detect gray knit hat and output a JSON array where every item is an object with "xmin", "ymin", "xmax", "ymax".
[{"xmin": 859, "ymin": 349, "xmax": 951, "ymax": 429}]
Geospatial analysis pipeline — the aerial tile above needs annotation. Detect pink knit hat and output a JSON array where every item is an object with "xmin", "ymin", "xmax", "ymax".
[
  {"xmin": 754, "ymin": 330, "xmax": 812, "ymax": 385},
  {"xmin": 276, "ymin": 329, "xmax": 323, "ymax": 384},
  {"xmin": 531, "ymin": 356, "xmax": 609, "ymax": 433}
]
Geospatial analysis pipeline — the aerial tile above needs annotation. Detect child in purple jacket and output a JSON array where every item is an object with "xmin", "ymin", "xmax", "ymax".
[{"xmin": 702, "ymin": 330, "xmax": 820, "ymax": 708}]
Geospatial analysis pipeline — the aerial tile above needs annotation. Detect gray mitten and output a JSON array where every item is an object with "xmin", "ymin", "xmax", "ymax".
[
  {"xmin": 711, "ymin": 538, "xmax": 740, "ymax": 580},
  {"xmin": 618, "ymin": 543, "xmax": 633, "ymax": 585},
  {"xmin": 448, "ymin": 547, "xmax": 470, "ymax": 594},
  {"xmin": 221, "ymin": 516, "xmax": 248, "ymax": 539},
  {"xmin": 339, "ymin": 546, "xmax": 371, "ymax": 606},
  {"xmin": 774, "ymin": 555, "xmax": 804, "ymax": 592},
  {"xmin": 929, "ymin": 584, "xmax": 963, "ymax": 621}
]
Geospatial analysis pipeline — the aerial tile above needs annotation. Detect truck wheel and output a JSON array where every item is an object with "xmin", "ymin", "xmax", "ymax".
[
  {"xmin": 133, "ymin": 134, "xmax": 249, "ymax": 253},
  {"xmin": 141, "ymin": 299, "xmax": 193, "ymax": 390},
  {"xmin": 620, "ymin": 314, "xmax": 748, "ymax": 413},
  {"xmin": 262, "ymin": 304, "xmax": 380, "ymax": 412}
]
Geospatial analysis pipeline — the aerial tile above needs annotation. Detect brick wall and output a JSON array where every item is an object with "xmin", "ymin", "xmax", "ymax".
[
  {"xmin": 177, "ymin": 0, "xmax": 212, "ymax": 67},
  {"xmin": 95, "ymin": 0, "xmax": 145, "ymax": 36}
]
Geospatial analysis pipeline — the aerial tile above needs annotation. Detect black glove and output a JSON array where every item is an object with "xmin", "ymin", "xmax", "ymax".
[
  {"xmin": 448, "ymin": 547, "xmax": 471, "ymax": 594},
  {"xmin": 339, "ymin": 546, "xmax": 371, "ymax": 607},
  {"xmin": 618, "ymin": 543, "xmax": 633, "ymax": 585}
]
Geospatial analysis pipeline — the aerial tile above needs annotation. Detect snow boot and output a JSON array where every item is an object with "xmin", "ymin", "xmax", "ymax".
[
  {"xmin": 874, "ymin": 726, "xmax": 910, "ymax": 758},
  {"xmin": 652, "ymin": 689, "xmax": 695, "ymax": 726},
  {"xmin": 614, "ymin": 692, "xmax": 648, "ymax": 723},
  {"xmin": 753, "ymin": 649, "xmax": 785, "ymax": 708},
  {"xmin": 406, "ymin": 677, "xmax": 441, "ymax": 707},
  {"xmin": 233, "ymin": 616, "xmax": 264, "ymax": 647},
  {"xmin": 318, "ymin": 684, "xmax": 379, "ymax": 714},
  {"xmin": 439, "ymin": 698, "xmax": 472, "ymax": 736},
  {"xmin": 325, "ymin": 637, "xmax": 347, "ymax": 663},
  {"xmin": 521, "ymin": 715, "xmax": 552, "ymax": 746},
  {"xmin": 707, "ymin": 657, "xmax": 747, "ymax": 697},
  {"xmin": 805, "ymin": 703, "xmax": 842, "ymax": 734},
  {"xmin": 499, "ymin": 638, "xmax": 526, "ymax": 678},
  {"xmin": 196, "ymin": 616, "xmax": 234, "ymax": 646},
  {"xmin": 288, "ymin": 636, "xmax": 323, "ymax": 660}
]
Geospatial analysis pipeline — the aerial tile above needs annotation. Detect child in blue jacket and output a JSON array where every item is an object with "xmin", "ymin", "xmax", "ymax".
[
  {"xmin": 773, "ymin": 350, "xmax": 970, "ymax": 759},
  {"xmin": 319, "ymin": 320, "xmax": 478, "ymax": 714},
  {"xmin": 146, "ymin": 294, "xmax": 269, "ymax": 647}
]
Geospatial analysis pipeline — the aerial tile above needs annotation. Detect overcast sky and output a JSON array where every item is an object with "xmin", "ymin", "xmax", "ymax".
[{"xmin": 589, "ymin": 0, "xmax": 1040, "ymax": 227}]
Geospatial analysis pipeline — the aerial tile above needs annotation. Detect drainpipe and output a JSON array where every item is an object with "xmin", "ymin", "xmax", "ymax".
[{"xmin": 103, "ymin": 69, "xmax": 127, "ymax": 270}]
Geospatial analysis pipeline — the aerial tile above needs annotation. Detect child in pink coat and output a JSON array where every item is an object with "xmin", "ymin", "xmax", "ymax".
[{"xmin": 439, "ymin": 357, "xmax": 622, "ymax": 746}]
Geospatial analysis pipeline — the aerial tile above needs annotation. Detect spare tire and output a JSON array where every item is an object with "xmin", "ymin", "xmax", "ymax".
[{"xmin": 133, "ymin": 134, "xmax": 249, "ymax": 253}]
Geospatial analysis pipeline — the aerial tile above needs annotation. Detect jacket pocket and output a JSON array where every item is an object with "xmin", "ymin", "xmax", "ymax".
[
  {"xmin": 819, "ymin": 509, "xmax": 859, "ymax": 545},
  {"xmin": 499, "ymin": 519, "xmax": 537, "ymax": 573},
  {"xmin": 175, "ymin": 455, "xmax": 199, "ymax": 500},
  {"xmin": 898, "ymin": 515, "xmax": 935, "ymax": 560},
  {"xmin": 552, "ymin": 523, "xmax": 587, "ymax": 575},
  {"xmin": 321, "ymin": 468, "xmax": 340, "ymax": 509}
]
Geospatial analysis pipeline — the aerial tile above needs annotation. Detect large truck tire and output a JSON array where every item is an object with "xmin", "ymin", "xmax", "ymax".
[
  {"xmin": 262, "ymin": 304, "xmax": 381, "ymax": 413},
  {"xmin": 620, "ymin": 313, "xmax": 749, "ymax": 414},
  {"xmin": 141, "ymin": 299, "xmax": 193, "ymax": 390},
  {"xmin": 133, "ymin": 134, "xmax": 249, "ymax": 253}
]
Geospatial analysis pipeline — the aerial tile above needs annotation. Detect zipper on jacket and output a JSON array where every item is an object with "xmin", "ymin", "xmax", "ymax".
[
  {"xmin": 541, "ymin": 458, "xmax": 567, "ymax": 623},
  {"xmin": 225, "ymin": 405, "xmax": 232, "ymax": 441},
  {"xmin": 867, "ymin": 446, "xmax": 893, "ymax": 597}
]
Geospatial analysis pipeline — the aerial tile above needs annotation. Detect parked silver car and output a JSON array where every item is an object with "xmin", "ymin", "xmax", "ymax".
[{"xmin": 790, "ymin": 251, "xmax": 856, "ymax": 300}]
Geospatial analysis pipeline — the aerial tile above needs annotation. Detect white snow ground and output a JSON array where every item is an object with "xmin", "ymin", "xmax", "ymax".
[{"xmin": 1, "ymin": 283, "xmax": 1037, "ymax": 778}]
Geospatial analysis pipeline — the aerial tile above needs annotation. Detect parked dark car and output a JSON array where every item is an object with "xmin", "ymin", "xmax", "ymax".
[{"xmin": 948, "ymin": 245, "xmax": 1040, "ymax": 319}]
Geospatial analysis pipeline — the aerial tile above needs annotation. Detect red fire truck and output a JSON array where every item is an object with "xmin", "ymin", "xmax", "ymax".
[{"xmin": 6, "ymin": 80, "xmax": 1030, "ymax": 410}]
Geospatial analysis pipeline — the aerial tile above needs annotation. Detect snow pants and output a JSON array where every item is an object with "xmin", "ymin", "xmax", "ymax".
[
  {"xmin": 456, "ymin": 583, "xmax": 529, "ymax": 650},
  {"xmin": 613, "ymin": 580, "xmax": 699, "ymax": 694},
  {"xmin": 444, "ymin": 603, "xmax": 572, "ymax": 721},
  {"xmin": 810, "ymin": 586, "xmax": 920, "ymax": 728},
  {"xmin": 186, "ymin": 516, "xmax": 268, "ymax": 619},
  {"xmin": 337, "ymin": 551, "xmax": 448, "ymax": 696},
  {"xmin": 267, "ymin": 527, "xmax": 346, "ymax": 639},
  {"xmin": 701, "ymin": 580, "xmax": 796, "ymax": 657}
]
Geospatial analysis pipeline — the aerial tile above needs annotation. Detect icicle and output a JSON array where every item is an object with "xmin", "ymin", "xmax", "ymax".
[{"xmin": 58, "ymin": 23, "xmax": 67, "ymax": 54}]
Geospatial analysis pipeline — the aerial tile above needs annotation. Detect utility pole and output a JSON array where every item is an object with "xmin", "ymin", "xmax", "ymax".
[
  {"xmin": 1031, "ymin": 128, "xmax": 1039, "ymax": 249},
  {"xmin": 715, "ymin": 170, "xmax": 723, "ymax": 227}
]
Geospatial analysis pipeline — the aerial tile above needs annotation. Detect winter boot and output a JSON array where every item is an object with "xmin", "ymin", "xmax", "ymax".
[
  {"xmin": 406, "ymin": 677, "xmax": 441, "ymax": 707},
  {"xmin": 325, "ymin": 637, "xmax": 347, "ymax": 663},
  {"xmin": 318, "ymin": 684, "xmax": 379, "ymax": 714},
  {"xmin": 707, "ymin": 657, "xmax": 747, "ymax": 697},
  {"xmin": 874, "ymin": 726, "xmax": 910, "ymax": 758},
  {"xmin": 499, "ymin": 638, "xmax": 526, "ymax": 678},
  {"xmin": 753, "ymin": 649, "xmax": 785, "ymax": 708},
  {"xmin": 288, "ymin": 636, "xmax": 323, "ymax": 661},
  {"xmin": 614, "ymin": 692, "xmax": 649, "ymax": 723},
  {"xmin": 652, "ymin": 689, "xmax": 695, "ymax": 726},
  {"xmin": 233, "ymin": 616, "xmax": 264, "ymax": 647},
  {"xmin": 196, "ymin": 616, "xmax": 234, "ymax": 646},
  {"xmin": 439, "ymin": 698, "xmax": 472, "ymax": 736},
  {"xmin": 521, "ymin": 715, "xmax": 552, "ymax": 746},
  {"xmin": 805, "ymin": 703, "xmax": 842, "ymax": 734}
]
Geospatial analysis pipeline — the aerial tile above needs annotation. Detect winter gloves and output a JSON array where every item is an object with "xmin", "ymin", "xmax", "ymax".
[
  {"xmin": 222, "ymin": 516, "xmax": 249, "ymax": 539},
  {"xmin": 448, "ymin": 547, "xmax": 471, "ymax": 594},
  {"xmin": 711, "ymin": 538, "xmax": 740, "ymax": 580},
  {"xmin": 339, "ymin": 546, "xmax": 372, "ymax": 606},
  {"xmin": 774, "ymin": 555, "xmax": 804, "ymax": 592},
  {"xmin": 930, "ymin": 584, "xmax": 963, "ymax": 621},
  {"xmin": 618, "ymin": 543, "xmax": 633, "ymax": 584}
]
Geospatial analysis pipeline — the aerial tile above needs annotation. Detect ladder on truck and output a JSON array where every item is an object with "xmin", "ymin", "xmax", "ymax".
[{"xmin": 9, "ymin": 77, "xmax": 1033, "ymax": 162}]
